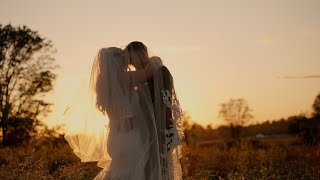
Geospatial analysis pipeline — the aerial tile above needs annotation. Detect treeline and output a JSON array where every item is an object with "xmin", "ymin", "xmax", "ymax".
[
  {"xmin": 183, "ymin": 92, "xmax": 320, "ymax": 146},
  {"xmin": 183, "ymin": 113, "xmax": 320, "ymax": 146}
]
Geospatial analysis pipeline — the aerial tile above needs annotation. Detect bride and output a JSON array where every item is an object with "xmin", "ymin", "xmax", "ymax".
[{"xmin": 63, "ymin": 43, "xmax": 184, "ymax": 180}]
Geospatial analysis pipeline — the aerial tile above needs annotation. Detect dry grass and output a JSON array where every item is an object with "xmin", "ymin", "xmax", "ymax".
[
  {"xmin": 0, "ymin": 137, "xmax": 319, "ymax": 180},
  {"xmin": 182, "ymin": 137, "xmax": 320, "ymax": 179},
  {"xmin": 0, "ymin": 140, "xmax": 101, "ymax": 180}
]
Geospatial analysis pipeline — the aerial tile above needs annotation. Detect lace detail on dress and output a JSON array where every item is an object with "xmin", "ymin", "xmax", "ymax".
[
  {"xmin": 160, "ymin": 89, "xmax": 184, "ymax": 180},
  {"xmin": 161, "ymin": 90, "xmax": 181, "ymax": 116},
  {"xmin": 161, "ymin": 89, "xmax": 184, "ymax": 151}
]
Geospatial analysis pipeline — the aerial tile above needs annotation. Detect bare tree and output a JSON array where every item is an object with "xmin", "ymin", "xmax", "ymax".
[
  {"xmin": 0, "ymin": 24, "xmax": 58, "ymax": 146},
  {"xmin": 218, "ymin": 98, "xmax": 253, "ymax": 139}
]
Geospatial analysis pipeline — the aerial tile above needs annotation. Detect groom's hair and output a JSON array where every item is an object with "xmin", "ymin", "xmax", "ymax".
[{"xmin": 127, "ymin": 41, "xmax": 148, "ymax": 56}]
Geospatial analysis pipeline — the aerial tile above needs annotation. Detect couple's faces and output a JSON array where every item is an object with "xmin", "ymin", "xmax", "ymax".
[
  {"xmin": 130, "ymin": 51, "xmax": 148, "ymax": 69},
  {"xmin": 130, "ymin": 52, "xmax": 142, "ymax": 69}
]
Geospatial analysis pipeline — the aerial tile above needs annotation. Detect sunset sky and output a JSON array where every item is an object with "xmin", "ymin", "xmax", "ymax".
[{"xmin": 1, "ymin": 0, "xmax": 320, "ymax": 127}]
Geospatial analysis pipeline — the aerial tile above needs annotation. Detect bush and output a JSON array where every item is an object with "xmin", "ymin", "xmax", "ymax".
[{"xmin": 0, "ymin": 154, "xmax": 8, "ymax": 166}]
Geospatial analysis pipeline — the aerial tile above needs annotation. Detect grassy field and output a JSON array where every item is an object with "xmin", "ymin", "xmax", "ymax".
[
  {"xmin": 0, "ymin": 136, "xmax": 319, "ymax": 180},
  {"xmin": 0, "ymin": 139, "xmax": 101, "ymax": 180},
  {"xmin": 182, "ymin": 136, "xmax": 320, "ymax": 179}
]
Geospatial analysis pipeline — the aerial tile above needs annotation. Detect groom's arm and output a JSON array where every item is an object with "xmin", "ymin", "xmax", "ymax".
[{"xmin": 124, "ymin": 65, "xmax": 155, "ymax": 83}]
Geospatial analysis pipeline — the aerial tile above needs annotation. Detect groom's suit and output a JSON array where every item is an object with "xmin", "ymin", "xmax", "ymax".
[
  {"xmin": 148, "ymin": 65, "xmax": 173, "ymax": 138},
  {"xmin": 145, "ymin": 65, "xmax": 174, "ymax": 179}
]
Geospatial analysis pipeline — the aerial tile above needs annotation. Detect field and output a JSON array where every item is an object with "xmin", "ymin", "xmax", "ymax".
[
  {"xmin": 0, "ymin": 135, "xmax": 319, "ymax": 180},
  {"xmin": 182, "ymin": 135, "xmax": 320, "ymax": 179}
]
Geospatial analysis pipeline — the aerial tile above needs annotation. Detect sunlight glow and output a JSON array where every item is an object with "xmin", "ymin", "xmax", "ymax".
[{"xmin": 1, "ymin": 0, "xmax": 320, "ymax": 127}]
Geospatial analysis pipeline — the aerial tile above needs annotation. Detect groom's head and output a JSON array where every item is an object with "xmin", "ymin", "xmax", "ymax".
[{"xmin": 126, "ymin": 41, "xmax": 149, "ymax": 69}]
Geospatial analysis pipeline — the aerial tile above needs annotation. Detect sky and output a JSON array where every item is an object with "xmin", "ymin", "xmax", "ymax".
[{"xmin": 1, "ymin": 0, "xmax": 320, "ymax": 127}]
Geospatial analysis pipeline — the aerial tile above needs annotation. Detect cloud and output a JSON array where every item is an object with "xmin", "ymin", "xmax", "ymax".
[
  {"xmin": 260, "ymin": 36, "xmax": 275, "ymax": 45},
  {"xmin": 303, "ymin": 27, "xmax": 320, "ymax": 37},
  {"xmin": 277, "ymin": 74, "xmax": 320, "ymax": 79}
]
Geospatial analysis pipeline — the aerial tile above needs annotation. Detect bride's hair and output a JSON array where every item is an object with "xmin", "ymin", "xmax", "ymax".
[{"xmin": 95, "ymin": 47, "xmax": 126, "ymax": 116}]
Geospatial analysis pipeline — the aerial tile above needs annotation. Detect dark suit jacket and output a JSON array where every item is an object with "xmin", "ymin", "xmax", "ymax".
[{"xmin": 148, "ymin": 66, "xmax": 173, "ymax": 150}]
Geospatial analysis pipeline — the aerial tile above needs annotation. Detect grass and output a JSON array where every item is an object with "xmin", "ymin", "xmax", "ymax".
[
  {"xmin": 182, "ymin": 136, "xmax": 320, "ymax": 179},
  {"xmin": 0, "ymin": 140, "xmax": 101, "ymax": 180},
  {"xmin": 0, "ymin": 136, "xmax": 319, "ymax": 179}
]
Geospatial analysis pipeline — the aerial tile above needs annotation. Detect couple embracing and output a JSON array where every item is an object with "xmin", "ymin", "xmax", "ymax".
[{"xmin": 64, "ymin": 41, "xmax": 184, "ymax": 180}]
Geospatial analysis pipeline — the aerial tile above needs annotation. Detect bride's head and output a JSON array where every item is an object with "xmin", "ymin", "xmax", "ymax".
[
  {"xmin": 97, "ymin": 47, "xmax": 126, "ymax": 70},
  {"xmin": 94, "ymin": 47, "xmax": 126, "ymax": 115}
]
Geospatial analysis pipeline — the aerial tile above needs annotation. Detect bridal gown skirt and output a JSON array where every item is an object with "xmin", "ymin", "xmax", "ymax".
[{"xmin": 94, "ymin": 128, "xmax": 148, "ymax": 180}]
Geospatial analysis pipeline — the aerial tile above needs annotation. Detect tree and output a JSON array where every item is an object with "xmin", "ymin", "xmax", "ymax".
[
  {"xmin": 0, "ymin": 24, "xmax": 58, "ymax": 146},
  {"xmin": 312, "ymin": 92, "xmax": 320, "ymax": 119},
  {"xmin": 218, "ymin": 98, "xmax": 253, "ymax": 139}
]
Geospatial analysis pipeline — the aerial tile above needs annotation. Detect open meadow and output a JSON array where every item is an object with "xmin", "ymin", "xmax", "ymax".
[{"xmin": 1, "ymin": 134, "xmax": 319, "ymax": 180}]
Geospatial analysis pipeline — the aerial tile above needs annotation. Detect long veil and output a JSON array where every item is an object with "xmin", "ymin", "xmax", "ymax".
[
  {"xmin": 63, "ymin": 44, "xmax": 184, "ymax": 180},
  {"xmin": 124, "ymin": 42, "xmax": 184, "ymax": 179},
  {"xmin": 148, "ymin": 57, "xmax": 184, "ymax": 179}
]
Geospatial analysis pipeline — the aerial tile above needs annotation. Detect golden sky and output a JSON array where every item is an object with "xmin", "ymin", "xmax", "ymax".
[{"xmin": 1, "ymin": 0, "xmax": 320, "ymax": 127}]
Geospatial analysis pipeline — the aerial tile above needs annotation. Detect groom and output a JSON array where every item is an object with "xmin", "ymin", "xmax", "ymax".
[{"xmin": 125, "ymin": 41, "xmax": 174, "ymax": 179}]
